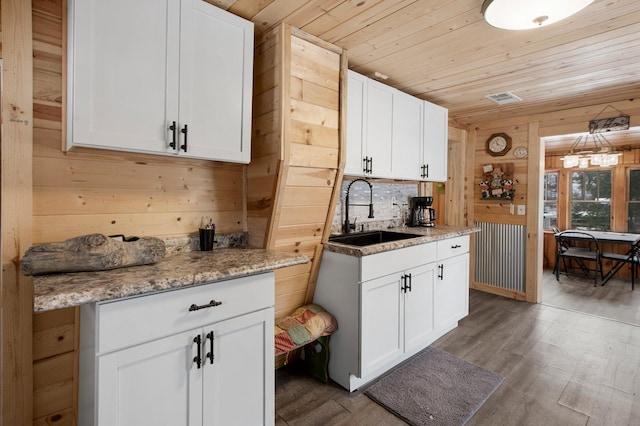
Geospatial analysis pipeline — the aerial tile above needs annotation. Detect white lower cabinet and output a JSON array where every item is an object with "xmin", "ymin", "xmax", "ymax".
[
  {"xmin": 315, "ymin": 236, "xmax": 470, "ymax": 391},
  {"xmin": 315, "ymin": 243, "xmax": 440, "ymax": 391},
  {"xmin": 79, "ymin": 273, "xmax": 275, "ymax": 426},
  {"xmin": 435, "ymin": 236, "xmax": 470, "ymax": 333},
  {"xmin": 360, "ymin": 262, "xmax": 435, "ymax": 377}
]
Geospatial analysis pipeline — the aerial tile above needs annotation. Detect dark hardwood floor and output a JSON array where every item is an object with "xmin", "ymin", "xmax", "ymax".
[{"xmin": 276, "ymin": 279, "xmax": 640, "ymax": 425}]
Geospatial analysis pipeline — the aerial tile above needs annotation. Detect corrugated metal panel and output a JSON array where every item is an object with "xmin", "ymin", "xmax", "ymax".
[{"xmin": 474, "ymin": 221, "xmax": 526, "ymax": 292}]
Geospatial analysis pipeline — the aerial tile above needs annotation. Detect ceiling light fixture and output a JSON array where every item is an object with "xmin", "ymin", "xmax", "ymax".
[
  {"xmin": 481, "ymin": 0, "xmax": 595, "ymax": 30},
  {"xmin": 560, "ymin": 105, "xmax": 631, "ymax": 168},
  {"xmin": 560, "ymin": 133, "xmax": 622, "ymax": 169}
]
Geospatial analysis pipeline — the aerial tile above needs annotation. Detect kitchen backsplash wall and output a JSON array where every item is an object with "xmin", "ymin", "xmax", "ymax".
[{"xmin": 331, "ymin": 180, "xmax": 419, "ymax": 233}]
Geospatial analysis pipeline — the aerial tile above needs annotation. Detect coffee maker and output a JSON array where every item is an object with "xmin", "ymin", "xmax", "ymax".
[{"xmin": 409, "ymin": 196, "xmax": 436, "ymax": 227}]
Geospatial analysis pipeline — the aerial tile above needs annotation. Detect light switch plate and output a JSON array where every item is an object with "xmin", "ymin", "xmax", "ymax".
[{"xmin": 517, "ymin": 205, "xmax": 526, "ymax": 215}]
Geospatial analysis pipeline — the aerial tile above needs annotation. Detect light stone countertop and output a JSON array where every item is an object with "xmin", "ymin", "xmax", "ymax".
[
  {"xmin": 323, "ymin": 225, "xmax": 481, "ymax": 257},
  {"xmin": 32, "ymin": 248, "xmax": 308, "ymax": 312}
]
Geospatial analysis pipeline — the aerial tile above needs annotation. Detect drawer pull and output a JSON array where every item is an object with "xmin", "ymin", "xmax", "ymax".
[
  {"xmin": 451, "ymin": 244, "xmax": 461, "ymax": 249},
  {"xmin": 438, "ymin": 264, "xmax": 444, "ymax": 280},
  {"xmin": 189, "ymin": 300, "xmax": 222, "ymax": 312}
]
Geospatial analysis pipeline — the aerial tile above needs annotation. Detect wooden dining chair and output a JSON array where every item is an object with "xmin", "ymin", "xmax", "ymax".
[{"xmin": 555, "ymin": 231, "xmax": 603, "ymax": 286}]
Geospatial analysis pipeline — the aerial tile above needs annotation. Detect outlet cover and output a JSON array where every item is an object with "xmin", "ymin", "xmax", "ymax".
[{"xmin": 517, "ymin": 205, "xmax": 526, "ymax": 215}]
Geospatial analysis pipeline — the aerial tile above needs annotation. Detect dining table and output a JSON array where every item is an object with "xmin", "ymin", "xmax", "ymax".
[{"xmin": 561, "ymin": 230, "xmax": 640, "ymax": 285}]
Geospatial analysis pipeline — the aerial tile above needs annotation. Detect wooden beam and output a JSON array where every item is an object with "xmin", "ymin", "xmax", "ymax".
[
  {"xmin": 526, "ymin": 122, "xmax": 543, "ymax": 303},
  {"xmin": 1, "ymin": 0, "xmax": 35, "ymax": 424}
]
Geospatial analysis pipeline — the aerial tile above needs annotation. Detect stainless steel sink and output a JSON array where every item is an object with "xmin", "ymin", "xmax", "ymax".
[{"xmin": 328, "ymin": 230, "xmax": 422, "ymax": 247}]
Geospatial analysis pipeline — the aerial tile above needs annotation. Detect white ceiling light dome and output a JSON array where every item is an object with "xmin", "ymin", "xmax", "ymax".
[{"xmin": 482, "ymin": 0, "xmax": 595, "ymax": 30}]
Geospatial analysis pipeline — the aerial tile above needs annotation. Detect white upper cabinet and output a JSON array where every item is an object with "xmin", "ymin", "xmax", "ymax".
[
  {"xmin": 68, "ymin": 0, "xmax": 254, "ymax": 163},
  {"xmin": 392, "ymin": 90, "xmax": 423, "ymax": 180},
  {"xmin": 421, "ymin": 101, "xmax": 448, "ymax": 182},
  {"xmin": 345, "ymin": 70, "xmax": 447, "ymax": 181},
  {"xmin": 345, "ymin": 71, "xmax": 368, "ymax": 176},
  {"xmin": 345, "ymin": 71, "xmax": 394, "ymax": 178},
  {"xmin": 364, "ymin": 79, "xmax": 394, "ymax": 178}
]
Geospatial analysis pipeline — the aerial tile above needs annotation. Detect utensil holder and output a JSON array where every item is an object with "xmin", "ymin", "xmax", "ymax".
[{"xmin": 199, "ymin": 228, "xmax": 215, "ymax": 251}]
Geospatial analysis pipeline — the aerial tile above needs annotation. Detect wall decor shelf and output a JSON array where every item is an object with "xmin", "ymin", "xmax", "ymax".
[{"xmin": 479, "ymin": 162, "xmax": 516, "ymax": 200}]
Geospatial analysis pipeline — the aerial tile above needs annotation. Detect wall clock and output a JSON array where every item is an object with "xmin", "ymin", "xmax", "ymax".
[{"xmin": 486, "ymin": 133, "xmax": 512, "ymax": 157}]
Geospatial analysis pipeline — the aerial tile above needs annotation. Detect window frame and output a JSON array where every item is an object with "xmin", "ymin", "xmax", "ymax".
[
  {"xmin": 569, "ymin": 168, "xmax": 612, "ymax": 231},
  {"xmin": 543, "ymin": 171, "xmax": 558, "ymax": 230},
  {"xmin": 628, "ymin": 168, "xmax": 640, "ymax": 233}
]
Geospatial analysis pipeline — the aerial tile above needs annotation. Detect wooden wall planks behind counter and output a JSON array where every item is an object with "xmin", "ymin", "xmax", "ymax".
[
  {"xmin": 28, "ymin": 0, "xmax": 247, "ymax": 423},
  {"xmin": 247, "ymin": 24, "xmax": 346, "ymax": 340}
]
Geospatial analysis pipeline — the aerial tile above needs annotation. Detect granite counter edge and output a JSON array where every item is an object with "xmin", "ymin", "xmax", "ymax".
[
  {"xmin": 323, "ymin": 226, "xmax": 481, "ymax": 257},
  {"xmin": 33, "ymin": 250, "xmax": 308, "ymax": 312}
]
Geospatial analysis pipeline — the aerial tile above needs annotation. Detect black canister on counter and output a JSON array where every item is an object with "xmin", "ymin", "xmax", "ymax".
[{"xmin": 199, "ymin": 226, "xmax": 215, "ymax": 251}]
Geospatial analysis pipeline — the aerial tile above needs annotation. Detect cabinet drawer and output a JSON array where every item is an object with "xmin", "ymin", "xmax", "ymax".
[
  {"xmin": 361, "ymin": 243, "xmax": 436, "ymax": 282},
  {"xmin": 437, "ymin": 236, "xmax": 470, "ymax": 260},
  {"xmin": 96, "ymin": 272, "xmax": 274, "ymax": 354}
]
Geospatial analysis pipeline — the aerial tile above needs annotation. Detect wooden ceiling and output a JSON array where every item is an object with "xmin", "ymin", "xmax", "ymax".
[{"xmin": 212, "ymin": 0, "xmax": 640, "ymax": 128}]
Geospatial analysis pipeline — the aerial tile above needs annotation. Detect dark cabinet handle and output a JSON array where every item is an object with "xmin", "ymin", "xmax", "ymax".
[
  {"xmin": 193, "ymin": 335, "xmax": 202, "ymax": 369},
  {"xmin": 420, "ymin": 164, "xmax": 426, "ymax": 178},
  {"xmin": 189, "ymin": 300, "xmax": 222, "ymax": 312},
  {"xmin": 368, "ymin": 157, "xmax": 373, "ymax": 174},
  {"xmin": 362, "ymin": 157, "xmax": 368, "ymax": 174},
  {"xmin": 180, "ymin": 124, "xmax": 188, "ymax": 152},
  {"xmin": 169, "ymin": 121, "xmax": 177, "ymax": 150},
  {"xmin": 451, "ymin": 244, "xmax": 461, "ymax": 249},
  {"xmin": 438, "ymin": 264, "xmax": 444, "ymax": 280},
  {"xmin": 206, "ymin": 331, "xmax": 214, "ymax": 365},
  {"xmin": 400, "ymin": 273, "xmax": 412, "ymax": 293}
]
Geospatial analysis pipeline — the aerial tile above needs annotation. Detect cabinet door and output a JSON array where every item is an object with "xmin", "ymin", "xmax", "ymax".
[
  {"xmin": 69, "ymin": 0, "xmax": 180, "ymax": 154},
  {"xmin": 345, "ymin": 71, "xmax": 368, "ymax": 176},
  {"xmin": 403, "ymin": 262, "xmax": 436, "ymax": 352},
  {"xmin": 421, "ymin": 101, "xmax": 448, "ymax": 182},
  {"xmin": 365, "ymin": 79, "xmax": 394, "ymax": 178},
  {"xmin": 203, "ymin": 308, "xmax": 274, "ymax": 426},
  {"xmin": 434, "ymin": 254, "xmax": 469, "ymax": 331},
  {"xmin": 392, "ymin": 91, "xmax": 423, "ymax": 180},
  {"xmin": 97, "ymin": 329, "xmax": 202, "ymax": 426},
  {"xmin": 360, "ymin": 274, "xmax": 403, "ymax": 377},
  {"xmin": 178, "ymin": 0, "xmax": 254, "ymax": 162}
]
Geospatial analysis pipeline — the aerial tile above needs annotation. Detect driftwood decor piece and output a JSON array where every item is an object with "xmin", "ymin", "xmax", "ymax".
[{"xmin": 21, "ymin": 233, "xmax": 166, "ymax": 276}]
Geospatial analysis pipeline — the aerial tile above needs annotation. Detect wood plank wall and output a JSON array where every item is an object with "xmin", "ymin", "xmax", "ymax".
[
  {"xmin": 248, "ymin": 24, "xmax": 345, "ymax": 326},
  {"xmin": 1, "ymin": 1, "xmax": 35, "ymax": 425},
  {"xmin": 467, "ymin": 99, "xmax": 640, "ymax": 303},
  {"xmin": 27, "ymin": 1, "xmax": 246, "ymax": 424}
]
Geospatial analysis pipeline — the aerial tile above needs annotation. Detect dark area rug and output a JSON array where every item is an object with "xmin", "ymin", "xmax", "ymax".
[{"xmin": 364, "ymin": 347, "xmax": 503, "ymax": 426}]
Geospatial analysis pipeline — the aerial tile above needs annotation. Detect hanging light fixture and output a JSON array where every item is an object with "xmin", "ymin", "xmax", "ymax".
[
  {"xmin": 560, "ymin": 133, "xmax": 622, "ymax": 169},
  {"xmin": 482, "ymin": 0, "xmax": 595, "ymax": 30}
]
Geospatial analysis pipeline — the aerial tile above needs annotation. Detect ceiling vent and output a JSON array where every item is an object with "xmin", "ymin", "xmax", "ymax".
[{"xmin": 484, "ymin": 91, "xmax": 523, "ymax": 105}]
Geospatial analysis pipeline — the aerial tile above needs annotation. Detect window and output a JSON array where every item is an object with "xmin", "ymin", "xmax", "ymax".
[
  {"xmin": 570, "ymin": 170, "xmax": 611, "ymax": 231},
  {"xmin": 629, "ymin": 169, "xmax": 640, "ymax": 233},
  {"xmin": 543, "ymin": 172, "xmax": 558, "ymax": 230}
]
